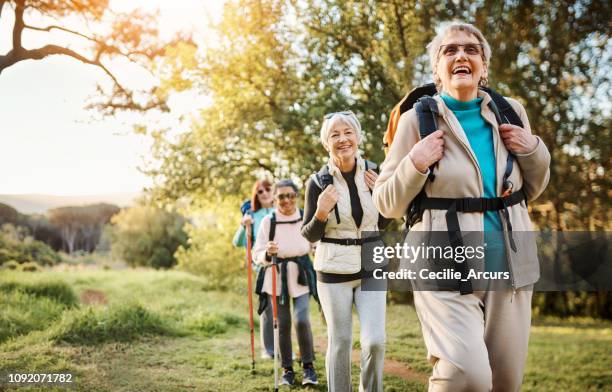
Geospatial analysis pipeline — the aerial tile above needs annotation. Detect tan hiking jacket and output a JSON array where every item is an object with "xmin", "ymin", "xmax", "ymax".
[{"xmin": 373, "ymin": 90, "xmax": 550, "ymax": 289}]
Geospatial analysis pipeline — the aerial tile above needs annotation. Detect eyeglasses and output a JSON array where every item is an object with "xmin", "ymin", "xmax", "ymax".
[
  {"xmin": 439, "ymin": 43, "xmax": 483, "ymax": 57},
  {"xmin": 257, "ymin": 187, "xmax": 271, "ymax": 195},
  {"xmin": 324, "ymin": 110, "xmax": 355, "ymax": 120},
  {"xmin": 276, "ymin": 193, "xmax": 297, "ymax": 201}
]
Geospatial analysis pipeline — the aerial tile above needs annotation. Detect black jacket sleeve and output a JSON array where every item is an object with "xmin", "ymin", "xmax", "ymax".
[{"xmin": 301, "ymin": 177, "xmax": 327, "ymax": 242}]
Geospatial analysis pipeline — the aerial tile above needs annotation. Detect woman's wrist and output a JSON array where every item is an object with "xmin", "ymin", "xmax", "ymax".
[
  {"xmin": 314, "ymin": 208, "xmax": 329, "ymax": 222},
  {"xmin": 409, "ymin": 151, "xmax": 429, "ymax": 174}
]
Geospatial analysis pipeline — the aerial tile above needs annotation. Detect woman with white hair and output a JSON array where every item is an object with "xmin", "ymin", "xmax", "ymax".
[
  {"xmin": 301, "ymin": 111, "xmax": 392, "ymax": 392},
  {"xmin": 374, "ymin": 22, "xmax": 550, "ymax": 391}
]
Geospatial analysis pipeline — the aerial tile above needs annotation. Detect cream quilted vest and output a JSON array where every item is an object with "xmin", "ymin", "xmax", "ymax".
[{"xmin": 312, "ymin": 157, "xmax": 380, "ymax": 274}]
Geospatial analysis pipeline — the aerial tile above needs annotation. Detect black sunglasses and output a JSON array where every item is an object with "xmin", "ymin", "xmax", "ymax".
[
  {"xmin": 276, "ymin": 193, "xmax": 297, "ymax": 201},
  {"xmin": 257, "ymin": 187, "xmax": 271, "ymax": 195}
]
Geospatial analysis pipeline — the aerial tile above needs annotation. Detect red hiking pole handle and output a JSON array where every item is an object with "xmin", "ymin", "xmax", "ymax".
[{"xmin": 245, "ymin": 223, "xmax": 256, "ymax": 372}]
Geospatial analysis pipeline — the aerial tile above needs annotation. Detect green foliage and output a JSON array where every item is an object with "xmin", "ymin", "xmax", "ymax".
[
  {"xmin": 106, "ymin": 203, "xmax": 188, "ymax": 269},
  {"xmin": 0, "ymin": 280, "xmax": 79, "ymax": 307},
  {"xmin": 51, "ymin": 303, "xmax": 173, "ymax": 345},
  {"xmin": 174, "ymin": 198, "xmax": 245, "ymax": 291},
  {"xmin": 1, "ymin": 268, "xmax": 610, "ymax": 391},
  {"xmin": 2, "ymin": 259, "xmax": 19, "ymax": 270},
  {"xmin": 149, "ymin": 0, "xmax": 609, "ymax": 232},
  {"xmin": 18, "ymin": 261, "xmax": 41, "ymax": 272},
  {"xmin": 0, "ymin": 223, "xmax": 62, "ymax": 267},
  {"xmin": 0, "ymin": 203, "xmax": 22, "ymax": 226},
  {"xmin": 0, "ymin": 290, "xmax": 68, "ymax": 343},
  {"xmin": 0, "ymin": 280, "xmax": 78, "ymax": 343},
  {"xmin": 48, "ymin": 203, "xmax": 120, "ymax": 254},
  {"xmin": 184, "ymin": 312, "xmax": 244, "ymax": 336}
]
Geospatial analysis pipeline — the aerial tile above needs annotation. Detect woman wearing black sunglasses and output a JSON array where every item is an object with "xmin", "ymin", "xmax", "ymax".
[{"xmin": 301, "ymin": 111, "xmax": 392, "ymax": 391}]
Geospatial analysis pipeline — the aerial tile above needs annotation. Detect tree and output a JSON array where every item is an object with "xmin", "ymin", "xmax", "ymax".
[
  {"xmin": 0, "ymin": 0, "xmax": 180, "ymax": 114},
  {"xmin": 48, "ymin": 203, "xmax": 119, "ymax": 254},
  {"xmin": 150, "ymin": 0, "xmax": 609, "ymax": 232},
  {"xmin": 106, "ymin": 203, "xmax": 188, "ymax": 269}
]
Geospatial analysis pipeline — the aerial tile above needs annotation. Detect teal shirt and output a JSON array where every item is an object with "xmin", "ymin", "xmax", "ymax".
[
  {"xmin": 441, "ymin": 94, "xmax": 506, "ymax": 272},
  {"xmin": 232, "ymin": 207, "xmax": 274, "ymax": 248}
]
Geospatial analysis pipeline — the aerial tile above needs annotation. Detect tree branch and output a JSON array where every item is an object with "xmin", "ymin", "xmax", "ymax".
[
  {"xmin": 392, "ymin": 0, "xmax": 409, "ymax": 59},
  {"xmin": 13, "ymin": 0, "xmax": 25, "ymax": 51},
  {"xmin": 0, "ymin": 43, "xmax": 129, "ymax": 97},
  {"xmin": 24, "ymin": 24, "xmax": 99, "ymax": 44}
]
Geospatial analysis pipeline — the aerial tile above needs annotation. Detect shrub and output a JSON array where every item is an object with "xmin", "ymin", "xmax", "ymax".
[
  {"xmin": 0, "ymin": 280, "xmax": 78, "ymax": 307},
  {"xmin": 51, "ymin": 302, "xmax": 173, "ymax": 345},
  {"xmin": 0, "ymin": 291, "xmax": 67, "ymax": 343},
  {"xmin": 184, "ymin": 312, "xmax": 244, "ymax": 337},
  {"xmin": 3, "ymin": 260, "xmax": 19, "ymax": 270},
  {"xmin": 19, "ymin": 261, "xmax": 41, "ymax": 272}
]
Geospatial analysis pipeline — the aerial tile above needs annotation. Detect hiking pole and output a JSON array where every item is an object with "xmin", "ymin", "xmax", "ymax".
[
  {"xmin": 271, "ymin": 254, "xmax": 279, "ymax": 392},
  {"xmin": 245, "ymin": 223, "xmax": 256, "ymax": 373}
]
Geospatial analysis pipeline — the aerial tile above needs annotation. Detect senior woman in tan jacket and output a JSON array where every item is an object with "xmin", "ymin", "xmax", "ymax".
[{"xmin": 373, "ymin": 23, "xmax": 550, "ymax": 392}]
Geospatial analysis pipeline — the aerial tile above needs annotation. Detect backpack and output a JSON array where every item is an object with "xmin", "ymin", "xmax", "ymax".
[
  {"xmin": 239, "ymin": 199, "xmax": 257, "ymax": 245},
  {"xmin": 383, "ymin": 83, "xmax": 524, "ymax": 228},
  {"xmin": 312, "ymin": 160, "xmax": 378, "ymax": 224},
  {"xmin": 383, "ymin": 83, "xmax": 523, "ymax": 155}
]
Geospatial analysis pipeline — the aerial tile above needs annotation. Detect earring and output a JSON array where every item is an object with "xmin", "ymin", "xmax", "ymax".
[{"xmin": 479, "ymin": 76, "xmax": 488, "ymax": 87}]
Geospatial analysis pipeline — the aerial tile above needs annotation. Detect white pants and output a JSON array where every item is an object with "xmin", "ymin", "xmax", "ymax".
[{"xmin": 317, "ymin": 279, "xmax": 387, "ymax": 392}]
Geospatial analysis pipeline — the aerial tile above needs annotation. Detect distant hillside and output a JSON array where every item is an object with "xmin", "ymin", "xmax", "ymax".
[{"xmin": 0, "ymin": 193, "xmax": 141, "ymax": 214}]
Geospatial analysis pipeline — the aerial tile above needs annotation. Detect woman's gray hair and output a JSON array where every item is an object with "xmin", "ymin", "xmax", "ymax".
[
  {"xmin": 273, "ymin": 179, "xmax": 299, "ymax": 194},
  {"xmin": 426, "ymin": 22, "xmax": 492, "ymax": 88},
  {"xmin": 319, "ymin": 111, "xmax": 363, "ymax": 151}
]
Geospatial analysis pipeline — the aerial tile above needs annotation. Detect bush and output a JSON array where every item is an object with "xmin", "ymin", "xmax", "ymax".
[
  {"xmin": 106, "ymin": 204, "xmax": 188, "ymax": 269},
  {"xmin": 0, "ymin": 225, "xmax": 62, "ymax": 267},
  {"xmin": 0, "ymin": 280, "xmax": 78, "ymax": 307},
  {"xmin": 19, "ymin": 261, "xmax": 41, "ymax": 272},
  {"xmin": 184, "ymin": 312, "xmax": 243, "ymax": 337},
  {"xmin": 51, "ymin": 302, "xmax": 173, "ymax": 345},
  {"xmin": 0, "ymin": 289, "xmax": 73, "ymax": 343},
  {"xmin": 175, "ymin": 199, "xmax": 244, "ymax": 291},
  {"xmin": 3, "ymin": 260, "xmax": 19, "ymax": 270}
]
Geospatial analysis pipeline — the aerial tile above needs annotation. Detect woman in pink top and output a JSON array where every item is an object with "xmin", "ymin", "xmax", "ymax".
[{"xmin": 253, "ymin": 179, "xmax": 319, "ymax": 386}]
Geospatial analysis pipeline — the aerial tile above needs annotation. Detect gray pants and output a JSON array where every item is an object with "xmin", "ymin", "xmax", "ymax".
[
  {"xmin": 317, "ymin": 279, "xmax": 386, "ymax": 392},
  {"xmin": 260, "ymin": 311, "xmax": 274, "ymax": 357},
  {"xmin": 262, "ymin": 293, "xmax": 315, "ymax": 368}
]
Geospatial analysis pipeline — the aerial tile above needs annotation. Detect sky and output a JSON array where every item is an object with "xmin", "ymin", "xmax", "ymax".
[{"xmin": 0, "ymin": 0, "xmax": 223, "ymax": 196}]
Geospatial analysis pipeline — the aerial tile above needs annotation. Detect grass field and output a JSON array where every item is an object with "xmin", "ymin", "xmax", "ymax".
[{"xmin": 0, "ymin": 267, "xmax": 610, "ymax": 391}]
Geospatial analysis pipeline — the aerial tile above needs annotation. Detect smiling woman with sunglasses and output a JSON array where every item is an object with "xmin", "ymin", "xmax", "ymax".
[
  {"xmin": 301, "ymin": 110, "xmax": 392, "ymax": 392},
  {"xmin": 232, "ymin": 179, "xmax": 275, "ymax": 359},
  {"xmin": 373, "ymin": 22, "xmax": 550, "ymax": 392},
  {"xmin": 252, "ymin": 179, "xmax": 319, "ymax": 386}
]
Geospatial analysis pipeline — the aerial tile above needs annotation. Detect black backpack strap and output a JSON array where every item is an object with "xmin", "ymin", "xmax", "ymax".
[
  {"xmin": 482, "ymin": 87, "xmax": 523, "ymax": 128},
  {"xmin": 399, "ymin": 83, "xmax": 438, "ymax": 115},
  {"xmin": 269, "ymin": 212, "xmax": 276, "ymax": 242},
  {"xmin": 486, "ymin": 96, "xmax": 519, "ymax": 195},
  {"xmin": 415, "ymin": 96, "xmax": 439, "ymax": 182},
  {"xmin": 314, "ymin": 165, "xmax": 340, "ymax": 224}
]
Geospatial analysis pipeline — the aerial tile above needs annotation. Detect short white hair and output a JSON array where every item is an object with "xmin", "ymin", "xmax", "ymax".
[
  {"xmin": 426, "ymin": 22, "xmax": 492, "ymax": 86},
  {"xmin": 319, "ymin": 111, "xmax": 363, "ymax": 151}
]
